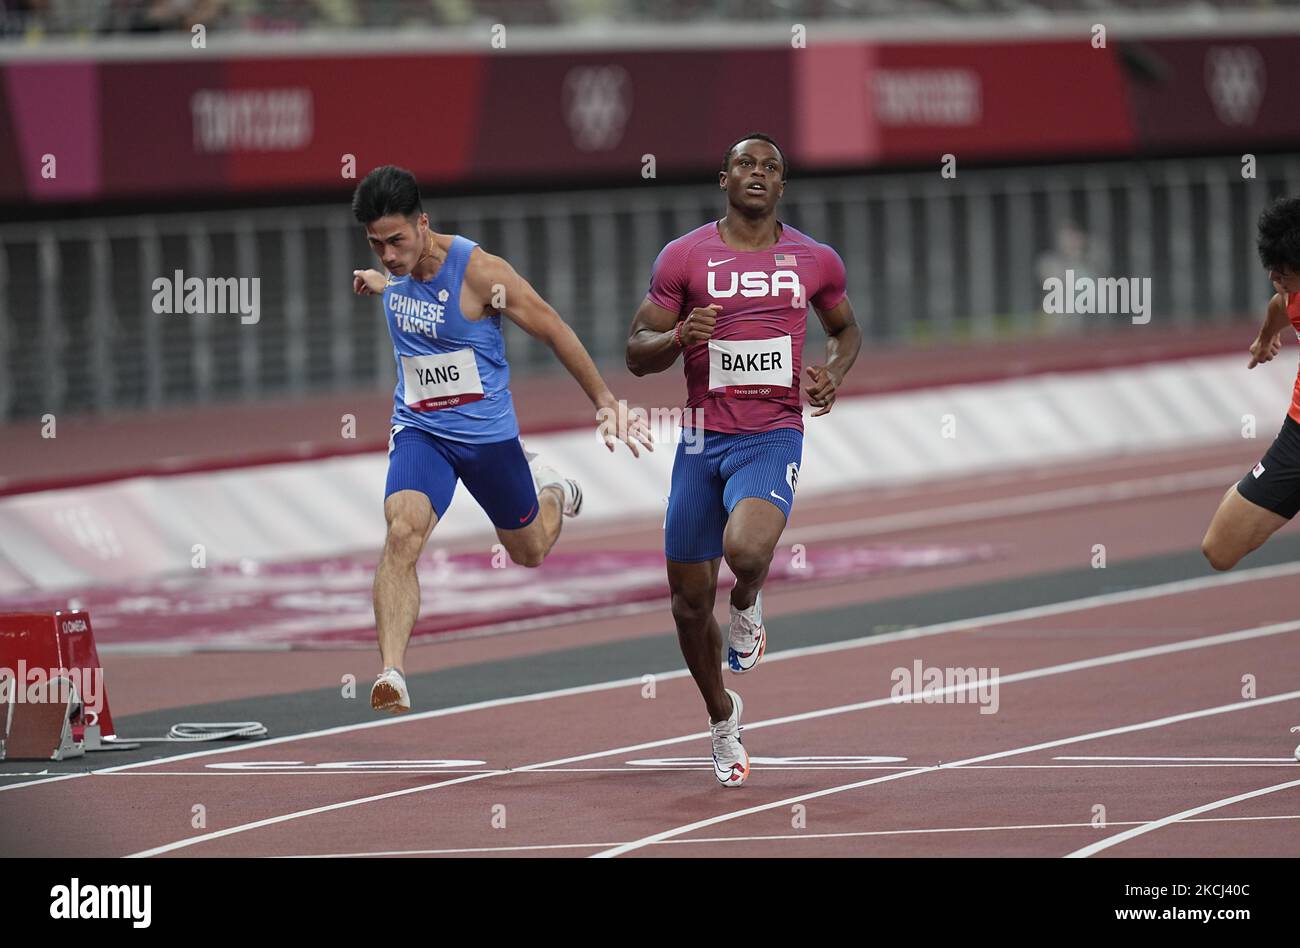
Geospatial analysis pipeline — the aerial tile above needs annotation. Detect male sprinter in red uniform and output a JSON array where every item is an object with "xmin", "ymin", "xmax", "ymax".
[
  {"xmin": 626, "ymin": 134, "xmax": 861, "ymax": 786},
  {"xmin": 353, "ymin": 166, "xmax": 651, "ymax": 714},
  {"xmin": 1203, "ymin": 196, "xmax": 1300, "ymax": 571}
]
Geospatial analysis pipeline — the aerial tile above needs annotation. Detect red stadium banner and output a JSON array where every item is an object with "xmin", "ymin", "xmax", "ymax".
[
  {"xmin": 1, "ymin": 33, "xmax": 1298, "ymax": 205},
  {"xmin": 794, "ymin": 38, "xmax": 1136, "ymax": 169},
  {"xmin": 1120, "ymin": 36, "xmax": 1300, "ymax": 151},
  {"xmin": 465, "ymin": 48, "xmax": 792, "ymax": 182},
  {"xmin": 97, "ymin": 55, "xmax": 482, "ymax": 197},
  {"xmin": 868, "ymin": 40, "xmax": 1136, "ymax": 164},
  {"xmin": 221, "ymin": 54, "xmax": 483, "ymax": 192},
  {"xmin": 0, "ymin": 61, "xmax": 102, "ymax": 202},
  {"xmin": 1, "ymin": 48, "xmax": 789, "ymax": 202}
]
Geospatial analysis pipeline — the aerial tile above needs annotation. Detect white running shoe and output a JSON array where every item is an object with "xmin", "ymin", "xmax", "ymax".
[
  {"xmin": 371, "ymin": 667, "xmax": 410, "ymax": 714},
  {"xmin": 1292, "ymin": 726, "xmax": 1300, "ymax": 762},
  {"xmin": 524, "ymin": 447, "xmax": 583, "ymax": 518},
  {"xmin": 710, "ymin": 689, "xmax": 749, "ymax": 788},
  {"xmin": 727, "ymin": 589, "xmax": 766, "ymax": 674}
]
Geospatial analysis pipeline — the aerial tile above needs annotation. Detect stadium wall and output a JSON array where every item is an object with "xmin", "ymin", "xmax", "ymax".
[
  {"xmin": 2, "ymin": 26, "xmax": 1299, "ymax": 204},
  {"xmin": 0, "ymin": 351, "xmax": 1287, "ymax": 594}
]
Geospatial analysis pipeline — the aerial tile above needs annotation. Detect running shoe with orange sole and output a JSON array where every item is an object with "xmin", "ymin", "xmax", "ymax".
[
  {"xmin": 711, "ymin": 689, "xmax": 749, "ymax": 788},
  {"xmin": 371, "ymin": 667, "xmax": 410, "ymax": 714}
]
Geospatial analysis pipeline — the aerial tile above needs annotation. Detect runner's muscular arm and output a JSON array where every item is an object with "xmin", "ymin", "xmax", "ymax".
[
  {"xmin": 1249, "ymin": 294, "xmax": 1290, "ymax": 369},
  {"xmin": 467, "ymin": 249, "xmax": 616, "ymax": 410},
  {"xmin": 466, "ymin": 249, "xmax": 653, "ymax": 455},
  {"xmin": 626, "ymin": 298, "xmax": 719, "ymax": 376},
  {"xmin": 625, "ymin": 298, "xmax": 681, "ymax": 377},
  {"xmin": 804, "ymin": 297, "xmax": 861, "ymax": 417}
]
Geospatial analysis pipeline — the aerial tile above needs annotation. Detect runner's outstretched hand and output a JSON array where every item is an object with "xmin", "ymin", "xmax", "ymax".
[
  {"xmin": 596, "ymin": 397, "xmax": 655, "ymax": 457},
  {"xmin": 353, "ymin": 269, "xmax": 387, "ymax": 296}
]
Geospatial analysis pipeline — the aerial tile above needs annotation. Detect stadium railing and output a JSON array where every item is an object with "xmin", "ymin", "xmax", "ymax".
[{"xmin": 1, "ymin": 152, "xmax": 1295, "ymax": 421}]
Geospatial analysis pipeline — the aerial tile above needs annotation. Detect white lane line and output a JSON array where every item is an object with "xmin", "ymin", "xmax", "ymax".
[
  {"xmin": 521, "ymin": 763, "xmax": 1300, "ymax": 771},
  {"xmin": 91, "ymin": 462, "xmax": 1253, "ymax": 655},
  {"xmin": 0, "ymin": 773, "xmax": 85, "ymax": 793},
  {"xmin": 1065, "ymin": 778, "xmax": 1300, "ymax": 858},
  {"xmin": 17, "ymin": 754, "xmax": 1300, "ymax": 775},
  {"xmin": 283, "ymin": 841, "xmax": 620, "ymax": 857},
  {"xmin": 11, "ymin": 557, "xmax": 1297, "ymax": 798},
  {"xmin": 284, "ymin": 813, "xmax": 1300, "ymax": 858},
  {"xmin": 955, "ymin": 763, "xmax": 1300, "ymax": 769},
  {"xmin": 722, "ymin": 618, "xmax": 1300, "ymax": 738},
  {"xmin": 124, "ymin": 619, "xmax": 1300, "ymax": 858},
  {"xmin": 112, "ymin": 769, "xmax": 500, "ymax": 776},
  {"xmin": 590, "ymin": 689, "xmax": 1300, "ymax": 858},
  {"xmin": 681, "ymin": 813, "xmax": 1300, "ymax": 844},
  {"xmin": 125, "ymin": 771, "xmax": 512, "ymax": 858},
  {"xmin": 748, "ymin": 559, "xmax": 1300, "ymax": 671},
  {"xmin": 515, "ymin": 617, "xmax": 1300, "ymax": 780},
  {"xmin": 0, "ymin": 673, "xmax": 674, "ymax": 793},
  {"xmin": 1056, "ymin": 755, "xmax": 1299, "ymax": 763}
]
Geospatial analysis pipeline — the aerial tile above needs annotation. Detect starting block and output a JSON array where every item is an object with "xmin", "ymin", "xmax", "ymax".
[
  {"xmin": 0, "ymin": 610, "xmax": 131, "ymax": 761},
  {"xmin": 0, "ymin": 674, "xmax": 84, "ymax": 760}
]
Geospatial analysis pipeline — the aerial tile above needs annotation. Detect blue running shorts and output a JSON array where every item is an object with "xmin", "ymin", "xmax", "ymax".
[
  {"xmin": 664, "ymin": 428, "xmax": 803, "ymax": 563},
  {"xmin": 385, "ymin": 425, "xmax": 539, "ymax": 529}
]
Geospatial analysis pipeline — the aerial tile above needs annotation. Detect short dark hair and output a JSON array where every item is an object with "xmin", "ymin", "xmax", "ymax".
[
  {"xmin": 721, "ymin": 132, "xmax": 788, "ymax": 181},
  {"xmin": 1257, "ymin": 196, "xmax": 1300, "ymax": 273},
  {"xmin": 352, "ymin": 165, "xmax": 423, "ymax": 224}
]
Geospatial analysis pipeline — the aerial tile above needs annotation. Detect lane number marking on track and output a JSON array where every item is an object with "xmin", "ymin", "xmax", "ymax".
[{"xmin": 205, "ymin": 760, "xmax": 487, "ymax": 772}]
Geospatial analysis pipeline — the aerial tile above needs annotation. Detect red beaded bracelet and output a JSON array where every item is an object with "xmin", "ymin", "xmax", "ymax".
[{"xmin": 672, "ymin": 322, "xmax": 684, "ymax": 347}]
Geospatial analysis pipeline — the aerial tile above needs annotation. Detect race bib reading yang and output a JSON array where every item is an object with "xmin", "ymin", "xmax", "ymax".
[
  {"xmin": 707, "ymin": 336, "xmax": 794, "ymax": 398},
  {"xmin": 401, "ymin": 350, "xmax": 484, "ymax": 411}
]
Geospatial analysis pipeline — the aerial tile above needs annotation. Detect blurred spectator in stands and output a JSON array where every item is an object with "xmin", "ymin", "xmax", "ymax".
[
  {"xmin": 558, "ymin": 0, "xmax": 617, "ymax": 23},
  {"xmin": 312, "ymin": 0, "xmax": 358, "ymax": 28},
  {"xmin": 224, "ymin": 0, "xmax": 314, "ymax": 30},
  {"xmin": 122, "ymin": 0, "xmax": 229, "ymax": 31},
  {"xmin": 3, "ymin": 0, "xmax": 76, "ymax": 39},
  {"xmin": 1036, "ymin": 219, "xmax": 1109, "ymax": 333},
  {"xmin": 6, "ymin": 0, "xmax": 140, "ymax": 39},
  {"xmin": 1, "ymin": 0, "xmax": 49, "ymax": 40},
  {"xmin": 422, "ymin": 0, "xmax": 475, "ymax": 27},
  {"xmin": 9, "ymin": 0, "xmax": 1300, "ymax": 39}
]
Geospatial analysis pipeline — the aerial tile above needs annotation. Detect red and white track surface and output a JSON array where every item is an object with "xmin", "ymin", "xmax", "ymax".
[
  {"xmin": 2, "ymin": 437, "xmax": 1299, "ymax": 859},
  {"xmin": 70, "ymin": 438, "xmax": 1282, "ymax": 714}
]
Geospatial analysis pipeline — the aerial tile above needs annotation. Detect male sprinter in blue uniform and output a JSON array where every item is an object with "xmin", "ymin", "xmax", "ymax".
[
  {"xmin": 626, "ymin": 134, "xmax": 861, "ymax": 786},
  {"xmin": 352, "ymin": 165, "xmax": 651, "ymax": 713}
]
